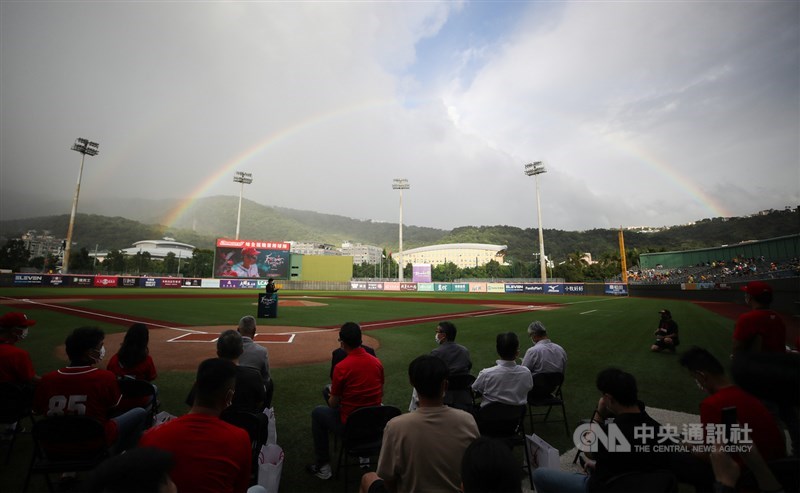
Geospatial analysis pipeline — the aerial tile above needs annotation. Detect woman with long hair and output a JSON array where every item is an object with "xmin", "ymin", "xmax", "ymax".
[{"xmin": 107, "ymin": 323, "xmax": 157, "ymax": 382}]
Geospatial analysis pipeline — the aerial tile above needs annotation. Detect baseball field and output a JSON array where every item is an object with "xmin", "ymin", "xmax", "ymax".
[{"xmin": 0, "ymin": 287, "xmax": 748, "ymax": 492}]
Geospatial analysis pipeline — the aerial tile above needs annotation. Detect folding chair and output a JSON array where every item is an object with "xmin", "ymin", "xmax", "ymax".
[
  {"xmin": 476, "ymin": 403, "xmax": 533, "ymax": 488},
  {"xmin": 23, "ymin": 415, "xmax": 111, "ymax": 492},
  {"xmin": 0, "ymin": 381, "xmax": 35, "ymax": 464},
  {"xmin": 444, "ymin": 374, "xmax": 476, "ymax": 412},
  {"xmin": 604, "ymin": 470, "xmax": 678, "ymax": 493},
  {"xmin": 527, "ymin": 372, "xmax": 569, "ymax": 436},
  {"xmin": 221, "ymin": 409, "xmax": 269, "ymax": 486},
  {"xmin": 335, "ymin": 405, "xmax": 401, "ymax": 491},
  {"xmin": 116, "ymin": 378, "xmax": 159, "ymax": 429}
]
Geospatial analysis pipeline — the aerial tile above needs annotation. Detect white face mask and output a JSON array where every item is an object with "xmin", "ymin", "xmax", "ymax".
[
  {"xmin": 435, "ymin": 333, "xmax": 441, "ymax": 345},
  {"xmin": 94, "ymin": 345, "xmax": 106, "ymax": 363},
  {"xmin": 19, "ymin": 328, "xmax": 28, "ymax": 340},
  {"xmin": 694, "ymin": 379, "xmax": 704, "ymax": 392}
]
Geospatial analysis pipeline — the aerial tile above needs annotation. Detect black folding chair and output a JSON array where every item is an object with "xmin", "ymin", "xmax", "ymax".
[
  {"xmin": 335, "ymin": 405, "xmax": 402, "ymax": 491},
  {"xmin": 23, "ymin": 415, "xmax": 111, "ymax": 492},
  {"xmin": 116, "ymin": 378, "xmax": 159, "ymax": 429},
  {"xmin": 527, "ymin": 372, "xmax": 569, "ymax": 436},
  {"xmin": 221, "ymin": 409, "xmax": 269, "ymax": 486},
  {"xmin": 0, "ymin": 381, "xmax": 35, "ymax": 464},
  {"xmin": 444, "ymin": 374, "xmax": 476, "ymax": 412},
  {"xmin": 476, "ymin": 403, "xmax": 533, "ymax": 488}
]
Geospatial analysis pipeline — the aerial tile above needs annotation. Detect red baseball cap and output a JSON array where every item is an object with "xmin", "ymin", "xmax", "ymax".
[
  {"xmin": 740, "ymin": 281, "xmax": 772, "ymax": 296},
  {"xmin": 0, "ymin": 312, "xmax": 37, "ymax": 329},
  {"xmin": 242, "ymin": 247, "xmax": 259, "ymax": 257}
]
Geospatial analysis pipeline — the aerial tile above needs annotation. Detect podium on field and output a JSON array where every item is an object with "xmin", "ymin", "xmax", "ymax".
[{"xmin": 257, "ymin": 293, "xmax": 278, "ymax": 318}]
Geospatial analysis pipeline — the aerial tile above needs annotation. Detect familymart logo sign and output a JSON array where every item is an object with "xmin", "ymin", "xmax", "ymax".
[{"xmin": 574, "ymin": 422, "xmax": 754, "ymax": 453}]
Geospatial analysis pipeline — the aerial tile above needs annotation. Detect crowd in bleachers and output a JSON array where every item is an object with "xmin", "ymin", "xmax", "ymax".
[
  {"xmin": 627, "ymin": 256, "xmax": 800, "ymax": 285},
  {"xmin": 1, "ymin": 279, "xmax": 798, "ymax": 493}
]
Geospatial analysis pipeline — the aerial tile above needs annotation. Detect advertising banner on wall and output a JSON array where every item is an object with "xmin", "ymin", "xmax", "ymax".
[
  {"xmin": 181, "ymin": 278, "xmax": 202, "ymax": 287},
  {"xmin": 46, "ymin": 275, "xmax": 66, "ymax": 286},
  {"xmin": 214, "ymin": 238, "xmax": 291, "ymax": 279},
  {"xmin": 417, "ymin": 283, "xmax": 434, "ymax": 292},
  {"xmin": 220, "ymin": 279, "xmax": 242, "ymax": 289},
  {"xmin": 469, "ymin": 283, "xmax": 487, "ymax": 292},
  {"xmin": 13, "ymin": 274, "xmax": 43, "ymax": 286},
  {"xmin": 452, "ymin": 283, "xmax": 469, "ymax": 292},
  {"xmin": 160, "ymin": 278, "xmax": 183, "ymax": 288},
  {"xmin": 412, "ymin": 264, "xmax": 432, "ymax": 283},
  {"xmin": 70, "ymin": 276, "xmax": 94, "ymax": 287},
  {"xmin": 487, "ymin": 283, "xmax": 506, "ymax": 293},
  {"xmin": 201, "ymin": 279, "xmax": 221, "ymax": 288},
  {"xmin": 93, "ymin": 276, "xmax": 119, "ymax": 288},
  {"xmin": 544, "ymin": 284, "xmax": 564, "ymax": 294},
  {"xmin": 140, "ymin": 277, "xmax": 161, "ymax": 288},
  {"xmin": 504, "ymin": 283, "xmax": 524, "ymax": 293},
  {"xmin": 400, "ymin": 282, "xmax": 417, "ymax": 292},
  {"xmin": 434, "ymin": 283, "xmax": 453, "ymax": 292},
  {"xmin": 383, "ymin": 282, "xmax": 401, "ymax": 292},
  {"xmin": 563, "ymin": 283, "xmax": 585, "ymax": 294},
  {"xmin": 120, "ymin": 277, "xmax": 140, "ymax": 287},
  {"xmin": 523, "ymin": 284, "xmax": 544, "ymax": 293},
  {"xmin": 350, "ymin": 282, "xmax": 367, "ymax": 290},
  {"xmin": 367, "ymin": 282, "xmax": 384, "ymax": 291},
  {"xmin": 604, "ymin": 283, "xmax": 628, "ymax": 296}
]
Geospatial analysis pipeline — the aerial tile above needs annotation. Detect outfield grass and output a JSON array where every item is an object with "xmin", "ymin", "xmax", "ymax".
[{"xmin": 0, "ymin": 288, "xmax": 737, "ymax": 492}]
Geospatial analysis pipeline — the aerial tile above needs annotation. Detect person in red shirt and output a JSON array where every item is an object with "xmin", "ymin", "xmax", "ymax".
[
  {"xmin": 34, "ymin": 327, "xmax": 148, "ymax": 452},
  {"xmin": 733, "ymin": 281, "xmax": 787, "ymax": 354},
  {"xmin": 0, "ymin": 311, "xmax": 38, "ymax": 385},
  {"xmin": 107, "ymin": 323, "xmax": 157, "ymax": 382},
  {"xmin": 139, "ymin": 358, "xmax": 256, "ymax": 493},
  {"xmin": 679, "ymin": 347, "xmax": 786, "ymax": 467},
  {"xmin": 307, "ymin": 322, "xmax": 384, "ymax": 480}
]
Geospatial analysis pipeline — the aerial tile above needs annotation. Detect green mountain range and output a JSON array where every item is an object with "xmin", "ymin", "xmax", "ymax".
[{"xmin": 0, "ymin": 195, "xmax": 796, "ymax": 263}]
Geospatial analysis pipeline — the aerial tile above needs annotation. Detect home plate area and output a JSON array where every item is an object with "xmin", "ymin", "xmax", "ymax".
[{"xmin": 168, "ymin": 332, "xmax": 295, "ymax": 344}]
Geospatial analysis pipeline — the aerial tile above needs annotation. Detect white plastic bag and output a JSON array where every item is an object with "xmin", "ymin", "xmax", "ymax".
[
  {"xmin": 257, "ymin": 443, "xmax": 284, "ymax": 493},
  {"xmin": 263, "ymin": 407, "xmax": 277, "ymax": 446},
  {"xmin": 526, "ymin": 433, "xmax": 559, "ymax": 471}
]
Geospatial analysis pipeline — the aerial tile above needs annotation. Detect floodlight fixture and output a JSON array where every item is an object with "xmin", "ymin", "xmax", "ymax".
[
  {"xmin": 524, "ymin": 161, "xmax": 548, "ymax": 282},
  {"xmin": 233, "ymin": 171, "xmax": 254, "ymax": 239},
  {"xmin": 392, "ymin": 178, "xmax": 410, "ymax": 282},
  {"xmin": 63, "ymin": 137, "xmax": 100, "ymax": 274}
]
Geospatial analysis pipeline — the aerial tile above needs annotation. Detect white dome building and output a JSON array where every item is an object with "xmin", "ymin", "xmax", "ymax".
[
  {"xmin": 121, "ymin": 238, "xmax": 196, "ymax": 261},
  {"xmin": 400, "ymin": 243, "xmax": 507, "ymax": 269}
]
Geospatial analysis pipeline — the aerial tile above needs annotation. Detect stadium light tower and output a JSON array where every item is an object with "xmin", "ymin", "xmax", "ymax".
[
  {"xmin": 233, "ymin": 171, "xmax": 253, "ymax": 240},
  {"xmin": 524, "ymin": 161, "xmax": 548, "ymax": 283},
  {"xmin": 63, "ymin": 138, "xmax": 99, "ymax": 274},
  {"xmin": 392, "ymin": 178, "xmax": 410, "ymax": 282}
]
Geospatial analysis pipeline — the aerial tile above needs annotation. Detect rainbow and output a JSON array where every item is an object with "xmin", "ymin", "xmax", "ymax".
[
  {"xmin": 161, "ymin": 98, "xmax": 396, "ymax": 229},
  {"xmin": 610, "ymin": 137, "xmax": 732, "ymax": 219}
]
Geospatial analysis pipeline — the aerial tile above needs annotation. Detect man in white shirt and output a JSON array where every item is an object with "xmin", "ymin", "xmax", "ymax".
[
  {"xmin": 522, "ymin": 321, "xmax": 567, "ymax": 398},
  {"xmin": 472, "ymin": 332, "xmax": 533, "ymax": 407}
]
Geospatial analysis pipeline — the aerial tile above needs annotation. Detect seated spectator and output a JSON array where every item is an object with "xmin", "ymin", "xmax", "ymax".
[
  {"xmin": 521, "ymin": 321, "xmax": 567, "ymax": 398},
  {"xmin": 82, "ymin": 446, "xmax": 177, "ymax": 493},
  {"xmin": 651, "ymin": 309, "xmax": 679, "ymax": 353},
  {"xmin": 532, "ymin": 368, "xmax": 666, "ymax": 493},
  {"xmin": 186, "ymin": 330, "xmax": 266, "ymax": 414},
  {"xmin": 461, "ymin": 436, "xmax": 522, "ymax": 493},
  {"xmin": 360, "ymin": 355, "xmax": 480, "ymax": 493},
  {"xmin": 409, "ymin": 321, "xmax": 472, "ymax": 411},
  {"xmin": 325, "ymin": 337, "xmax": 376, "ymax": 402},
  {"xmin": 472, "ymin": 332, "xmax": 533, "ymax": 407},
  {"xmin": 237, "ymin": 316, "xmax": 273, "ymax": 408},
  {"xmin": 106, "ymin": 323, "xmax": 157, "ymax": 382},
  {"xmin": 307, "ymin": 322, "xmax": 384, "ymax": 480},
  {"xmin": 34, "ymin": 327, "xmax": 148, "ymax": 452},
  {"xmin": 139, "ymin": 358, "xmax": 264, "ymax": 493},
  {"xmin": 107, "ymin": 323, "xmax": 158, "ymax": 412},
  {"xmin": 679, "ymin": 346, "xmax": 787, "ymax": 464},
  {"xmin": 0, "ymin": 311, "xmax": 39, "ymax": 385}
]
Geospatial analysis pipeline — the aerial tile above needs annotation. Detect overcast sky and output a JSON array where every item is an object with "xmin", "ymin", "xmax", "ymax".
[{"xmin": 1, "ymin": 1, "xmax": 797, "ymax": 232}]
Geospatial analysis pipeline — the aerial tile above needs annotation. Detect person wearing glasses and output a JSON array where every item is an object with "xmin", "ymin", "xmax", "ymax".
[{"xmin": 409, "ymin": 321, "xmax": 472, "ymax": 411}]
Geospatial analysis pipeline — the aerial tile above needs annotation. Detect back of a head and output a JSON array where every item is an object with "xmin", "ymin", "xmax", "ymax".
[
  {"xmin": 596, "ymin": 368, "xmax": 638, "ymax": 407},
  {"xmin": 409, "ymin": 354, "xmax": 449, "ymax": 400},
  {"xmin": 119, "ymin": 323, "xmax": 149, "ymax": 367},
  {"xmin": 194, "ymin": 358, "xmax": 237, "ymax": 408},
  {"xmin": 216, "ymin": 329, "xmax": 244, "ymax": 360},
  {"xmin": 339, "ymin": 321, "xmax": 362, "ymax": 348},
  {"xmin": 238, "ymin": 315, "xmax": 256, "ymax": 335},
  {"xmin": 65, "ymin": 327, "xmax": 105, "ymax": 364},
  {"xmin": 461, "ymin": 437, "xmax": 523, "ymax": 493},
  {"xmin": 83, "ymin": 447, "xmax": 174, "ymax": 493},
  {"xmin": 527, "ymin": 321, "xmax": 547, "ymax": 337},
  {"xmin": 679, "ymin": 346, "xmax": 724, "ymax": 376},
  {"xmin": 438, "ymin": 321, "xmax": 457, "ymax": 341},
  {"xmin": 496, "ymin": 332, "xmax": 519, "ymax": 360}
]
